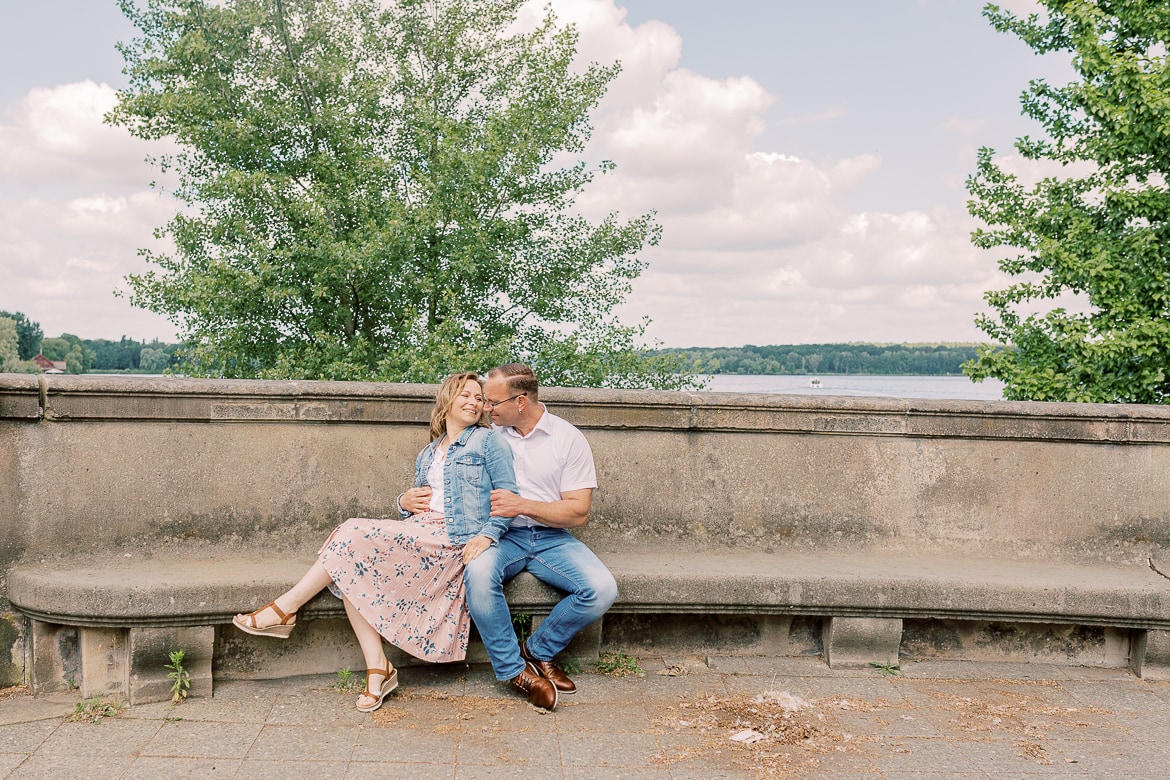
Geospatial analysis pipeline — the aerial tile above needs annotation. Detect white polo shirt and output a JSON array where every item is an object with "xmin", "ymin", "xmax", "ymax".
[{"xmin": 493, "ymin": 404, "xmax": 597, "ymax": 528}]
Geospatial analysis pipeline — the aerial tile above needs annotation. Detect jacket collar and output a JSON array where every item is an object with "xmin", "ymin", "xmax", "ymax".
[{"xmin": 429, "ymin": 424, "xmax": 482, "ymax": 452}]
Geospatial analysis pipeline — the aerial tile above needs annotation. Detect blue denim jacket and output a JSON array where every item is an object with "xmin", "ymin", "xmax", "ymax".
[{"xmin": 400, "ymin": 426, "xmax": 518, "ymax": 545}]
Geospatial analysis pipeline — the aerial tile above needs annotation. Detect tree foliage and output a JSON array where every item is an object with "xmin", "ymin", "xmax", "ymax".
[
  {"xmin": 0, "ymin": 311, "xmax": 43, "ymax": 361},
  {"xmin": 0, "ymin": 318, "xmax": 40, "ymax": 374},
  {"xmin": 81, "ymin": 336, "xmax": 181, "ymax": 372},
  {"xmin": 41, "ymin": 334, "xmax": 183, "ymax": 373},
  {"xmin": 42, "ymin": 334, "xmax": 94, "ymax": 373},
  {"xmin": 965, "ymin": 1, "xmax": 1170, "ymax": 402},
  {"xmin": 110, "ymin": 0, "xmax": 692, "ymax": 388},
  {"xmin": 0, "ymin": 318, "xmax": 19, "ymax": 366},
  {"xmin": 659, "ymin": 343, "xmax": 979, "ymax": 376}
]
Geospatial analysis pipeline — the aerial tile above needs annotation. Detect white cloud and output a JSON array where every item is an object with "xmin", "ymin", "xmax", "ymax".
[
  {"xmin": 600, "ymin": 69, "xmax": 772, "ymax": 180},
  {"xmin": 0, "ymin": 81, "xmax": 178, "ymax": 340},
  {"xmin": 617, "ymin": 204, "xmax": 1006, "ymax": 346},
  {"xmin": 556, "ymin": 0, "xmax": 1003, "ymax": 345},
  {"xmin": 0, "ymin": 81, "xmax": 166, "ymax": 196},
  {"xmin": 539, "ymin": 0, "xmax": 682, "ymax": 110}
]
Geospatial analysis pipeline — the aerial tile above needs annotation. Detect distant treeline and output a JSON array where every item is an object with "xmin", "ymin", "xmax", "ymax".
[
  {"xmin": 23, "ymin": 328, "xmax": 982, "ymax": 379},
  {"xmin": 655, "ymin": 343, "xmax": 981, "ymax": 376},
  {"xmin": 40, "ymin": 335, "xmax": 182, "ymax": 373}
]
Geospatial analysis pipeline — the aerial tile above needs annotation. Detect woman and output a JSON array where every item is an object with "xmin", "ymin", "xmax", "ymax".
[{"xmin": 233, "ymin": 372, "xmax": 518, "ymax": 712}]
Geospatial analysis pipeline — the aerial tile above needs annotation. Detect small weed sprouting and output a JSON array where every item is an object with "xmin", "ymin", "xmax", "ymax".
[
  {"xmin": 166, "ymin": 649, "xmax": 191, "ymax": 704},
  {"xmin": 511, "ymin": 612, "xmax": 533, "ymax": 643},
  {"xmin": 71, "ymin": 697, "xmax": 125, "ymax": 723},
  {"xmin": 560, "ymin": 658, "xmax": 583, "ymax": 676},
  {"xmin": 334, "ymin": 667, "xmax": 363, "ymax": 693},
  {"xmin": 595, "ymin": 652, "xmax": 643, "ymax": 677},
  {"xmin": 869, "ymin": 659, "xmax": 900, "ymax": 677},
  {"xmin": 64, "ymin": 677, "xmax": 79, "ymax": 691}
]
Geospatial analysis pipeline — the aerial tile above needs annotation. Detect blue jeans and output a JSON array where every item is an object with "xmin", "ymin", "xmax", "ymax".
[{"xmin": 464, "ymin": 526, "xmax": 618, "ymax": 681}]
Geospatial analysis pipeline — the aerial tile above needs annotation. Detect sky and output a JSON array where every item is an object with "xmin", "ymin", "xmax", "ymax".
[{"xmin": 0, "ymin": 0, "xmax": 1069, "ymax": 348}]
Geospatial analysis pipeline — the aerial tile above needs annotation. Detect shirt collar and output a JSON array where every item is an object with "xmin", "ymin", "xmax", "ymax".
[{"xmin": 500, "ymin": 403, "xmax": 551, "ymax": 440}]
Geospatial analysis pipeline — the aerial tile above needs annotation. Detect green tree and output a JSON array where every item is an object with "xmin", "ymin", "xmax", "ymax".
[
  {"xmin": 110, "ymin": 0, "xmax": 691, "ymax": 388},
  {"xmin": 64, "ymin": 346, "xmax": 87, "ymax": 374},
  {"xmin": 43, "ymin": 334, "xmax": 93, "ymax": 372},
  {"xmin": 40, "ymin": 337, "xmax": 71, "ymax": 362},
  {"xmin": 0, "ymin": 311, "xmax": 43, "ymax": 360},
  {"xmin": 965, "ymin": 1, "xmax": 1170, "ymax": 402},
  {"xmin": 0, "ymin": 318, "xmax": 39, "ymax": 373},
  {"xmin": 83, "ymin": 337, "xmax": 142, "ymax": 371},
  {"xmin": 0, "ymin": 318, "xmax": 18, "ymax": 366},
  {"xmin": 61, "ymin": 334, "xmax": 93, "ymax": 373},
  {"xmin": 139, "ymin": 346, "xmax": 170, "ymax": 372}
]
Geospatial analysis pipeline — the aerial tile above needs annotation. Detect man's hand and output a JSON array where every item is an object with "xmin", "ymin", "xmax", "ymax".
[
  {"xmin": 400, "ymin": 486, "xmax": 433, "ymax": 515},
  {"xmin": 462, "ymin": 534, "xmax": 493, "ymax": 563},
  {"xmin": 490, "ymin": 489, "xmax": 526, "ymax": 518},
  {"xmin": 490, "ymin": 487, "xmax": 593, "ymax": 528}
]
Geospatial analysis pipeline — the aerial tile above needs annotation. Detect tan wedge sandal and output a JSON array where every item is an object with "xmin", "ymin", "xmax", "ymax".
[
  {"xmin": 356, "ymin": 661, "xmax": 398, "ymax": 713},
  {"xmin": 232, "ymin": 600, "xmax": 297, "ymax": 639}
]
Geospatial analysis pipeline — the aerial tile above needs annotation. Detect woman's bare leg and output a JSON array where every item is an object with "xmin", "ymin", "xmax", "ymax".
[
  {"xmin": 342, "ymin": 595, "xmax": 394, "ymax": 709},
  {"xmin": 235, "ymin": 560, "xmax": 334, "ymax": 628}
]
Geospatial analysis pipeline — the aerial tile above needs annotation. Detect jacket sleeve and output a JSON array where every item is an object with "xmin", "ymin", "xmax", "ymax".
[
  {"xmin": 398, "ymin": 444, "xmax": 429, "ymax": 519},
  {"xmin": 478, "ymin": 430, "xmax": 518, "ymax": 542}
]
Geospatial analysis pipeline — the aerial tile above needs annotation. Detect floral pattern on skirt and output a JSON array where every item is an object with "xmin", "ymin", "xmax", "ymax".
[{"xmin": 318, "ymin": 512, "xmax": 470, "ymax": 662}]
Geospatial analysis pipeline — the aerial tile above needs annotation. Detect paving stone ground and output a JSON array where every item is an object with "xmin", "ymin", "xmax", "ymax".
[{"xmin": 2, "ymin": 655, "xmax": 1168, "ymax": 779}]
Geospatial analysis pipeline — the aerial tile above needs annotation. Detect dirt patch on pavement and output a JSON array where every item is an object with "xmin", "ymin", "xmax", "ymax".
[
  {"xmin": 652, "ymin": 690, "xmax": 864, "ymax": 777},
  {"xmin": 652, "ymin": 679, "xmax": 1116, "ymax": 777}
]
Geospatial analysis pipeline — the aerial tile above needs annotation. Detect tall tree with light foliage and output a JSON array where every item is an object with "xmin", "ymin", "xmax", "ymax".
[
  {"xmin": 0, "ymin": 311, "xmax": 43, "ymax": 361},
  {"xmin": 965, "ymin": 1, "xmax": 1170, "ymax": 403},
  {"xmin": 0, "ymin": 318, "xmax": 19, "ymax": 368},
  {"xmin": 111, "ymin": 0, "xmax": 690, "ymax": 388}
]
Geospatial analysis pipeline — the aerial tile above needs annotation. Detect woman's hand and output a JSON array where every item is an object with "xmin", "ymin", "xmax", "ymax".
[
  {"xmin": 462, "ymin": 534, "xmax": 493, "ymax": 563},
  {"xmin": 400, "ymin": 486, "xmax": 433, "ymax": 515}
]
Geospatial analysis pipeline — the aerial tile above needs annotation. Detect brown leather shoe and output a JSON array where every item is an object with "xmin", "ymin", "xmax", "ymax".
[
  {"xmin": 511, "ymin": 661, "xmax": 558, "ymax": 710},
  {"xmin": 521, "ymin": 641, "xmax": 577, "ymax": 695}
]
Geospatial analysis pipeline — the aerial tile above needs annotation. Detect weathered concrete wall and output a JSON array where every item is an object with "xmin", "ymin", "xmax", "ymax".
[
  {"xmin": 2, "ymin": 376, "xmax": 433, "ymax": 569},
  {"xmin": 3, "ymin": 374, "xmax": 1170, "ymax": 685},
  {"xmin": 583, "ymin": 426, "xmax": 1170, "ymax": 562}
]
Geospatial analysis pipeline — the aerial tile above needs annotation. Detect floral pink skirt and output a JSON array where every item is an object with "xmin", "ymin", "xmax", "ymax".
[{"xmin": 318, "ymin": 512, "xmax": 470, "ymax": 662}]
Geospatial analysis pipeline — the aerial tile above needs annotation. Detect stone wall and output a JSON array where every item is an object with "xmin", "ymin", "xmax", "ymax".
[{"xmin": 3, "ymin": 374, "xmax": 1170, "ymax": 685}]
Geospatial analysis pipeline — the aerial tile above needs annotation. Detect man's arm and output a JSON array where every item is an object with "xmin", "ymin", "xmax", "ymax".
[{"xmin": 489, "ymin": 487, "xmax": 593, "ymax": 529}]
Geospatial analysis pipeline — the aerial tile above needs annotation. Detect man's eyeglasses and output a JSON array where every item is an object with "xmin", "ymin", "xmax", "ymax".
[{"xmin": 486, "ymin": 393, "xmax": 526, "ymax": 409}]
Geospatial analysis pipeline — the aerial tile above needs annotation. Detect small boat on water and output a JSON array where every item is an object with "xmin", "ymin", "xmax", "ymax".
[{"xmin": 808, "ymin": 377, "xmax": 822, "ymax": 388}]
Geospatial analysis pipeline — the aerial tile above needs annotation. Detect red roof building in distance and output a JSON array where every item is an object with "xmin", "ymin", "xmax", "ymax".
[{"xmin": 32, "ymin": 354, "xmax": 67, "ymax": 373}]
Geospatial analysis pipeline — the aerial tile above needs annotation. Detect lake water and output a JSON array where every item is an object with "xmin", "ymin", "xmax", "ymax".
[{"xmin": 703, "ymin": 374, "xmax": 1005, "ymax": 401}]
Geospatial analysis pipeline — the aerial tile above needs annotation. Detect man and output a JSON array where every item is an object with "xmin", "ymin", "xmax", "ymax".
[{"xmin": 465, "ymin": 363, "xmax": 618, "ymax": 711}]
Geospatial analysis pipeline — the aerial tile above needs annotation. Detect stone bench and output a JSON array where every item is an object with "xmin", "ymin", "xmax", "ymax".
[
  {"xmin": 11, "ymin": 547, "xmax": 1170, "ymax": 704},
  {"xmin": 7, "ymin": 376, "xmax": 1170, "ymax": 699},
  {"xmin": 9, "ymin": 553, "xmax": 582, "ymax": 704}
]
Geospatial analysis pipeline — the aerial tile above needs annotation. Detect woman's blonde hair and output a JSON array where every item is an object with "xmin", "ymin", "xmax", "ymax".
[{"xmin": 430, "ymin": 372, "xmax": 488, "ymax": 440}]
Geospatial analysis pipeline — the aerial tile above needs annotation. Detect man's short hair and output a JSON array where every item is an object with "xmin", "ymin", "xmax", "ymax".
[{"xmin": 488, "ymin": 363, "xmax": 539, "ymax": 402}]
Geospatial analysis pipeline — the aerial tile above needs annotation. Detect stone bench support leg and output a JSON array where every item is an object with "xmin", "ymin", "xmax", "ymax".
[
  {"xmin": 78, "ymin": 626, "xmax": 215, "ymax": 704},
  {"xmin": 823, "ymin": 617, "xmax": 903, "ymax": 670},
  {"xmin": 27, "ymin": 620, "xmax": 80, "ymax": 696},
  {"xmin": 1130, "ymin": 629, "xmax": 1170, "ymax": 680},
  {"xmin": 129, "ymin": 627, "xmax": 214, "ymax": 705},
  {"xmin": 80, "ymin": 627, "xmax": 128, "ymax": 701}
]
